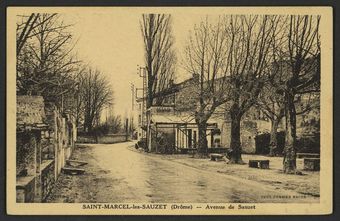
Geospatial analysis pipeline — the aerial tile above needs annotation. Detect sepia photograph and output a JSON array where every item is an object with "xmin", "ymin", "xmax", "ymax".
[{"xmin": 6, "ymin": 6, "xmax": 333, "ymax": 215}]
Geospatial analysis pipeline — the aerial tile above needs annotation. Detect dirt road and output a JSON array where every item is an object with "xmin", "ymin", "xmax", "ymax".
[{"xmin": 46, "ymin": 142, "xmax": 318, "ymax": 203}]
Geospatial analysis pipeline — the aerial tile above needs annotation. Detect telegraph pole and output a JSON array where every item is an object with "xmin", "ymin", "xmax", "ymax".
[
  {"xmin": 136, "ymin": 66, "xmax": 147, "ymax": 139},
  {"xmin": 125, "ymin": 118, "xmax": 129, "ymax": 141},
  {"xmin": 130, "ymin": 83, "xmax": 135, "ymax": 111}
]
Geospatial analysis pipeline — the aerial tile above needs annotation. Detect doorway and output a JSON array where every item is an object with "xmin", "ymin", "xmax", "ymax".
[{"xmin": 187, "ymin": 129, "xmax": 192, "ymax": 148}]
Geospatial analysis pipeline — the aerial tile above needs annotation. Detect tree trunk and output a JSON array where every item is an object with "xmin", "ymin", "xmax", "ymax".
[
  {"xmin": 269, "ymin": 119, "xmax": 279, "ymax": 157},
  {"xmin": 197, "ymin": 121, "xmax": 208, "ymax": 157},
  {"xmin": 229, "ymin": 113, "xmax": 243, "ymax": 164},
  {"xmin": 283, "ymin": 92, "xmax": 297, "ymax": 174}
]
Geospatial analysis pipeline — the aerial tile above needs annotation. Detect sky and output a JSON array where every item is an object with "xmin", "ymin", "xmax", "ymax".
[
  {"xmin": 62, "ymin": 12, "xmax": 204, "ymax": 117},
  {"xmin": 12, "ymin": 7, "xmax": 327, "ymax": 119}
]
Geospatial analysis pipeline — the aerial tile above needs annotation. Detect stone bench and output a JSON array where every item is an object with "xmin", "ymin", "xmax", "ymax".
[
  {"xmin": 249, "ymin": 160, "xmax": 270, "ymax": 169},
  {"xmin": 16, "ymin": 175, "xmax": 36, "ymax": 203},
  {"xmin": 304, "ymin": 158, "xmax": 320, "ymax": 171},
  {"xmin": 297, "ymin": 153, "xmax": 320, "ymax": 159},
  {"xmin": 210, "ymin": 153, "xmax": 224, "ymax": 161},
  {"xmin": 66, "ymin": 159, "xmax": 88, "ymax": 167}
]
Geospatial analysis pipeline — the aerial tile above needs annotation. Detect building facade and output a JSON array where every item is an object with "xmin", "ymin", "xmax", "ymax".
[{"xmin": 135, "ymin": 73, "xmax": 320, "ymax": 154}]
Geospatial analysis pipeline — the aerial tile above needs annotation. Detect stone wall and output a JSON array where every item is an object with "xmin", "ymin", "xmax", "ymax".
[
  {"xmin": 17, "ymin": 96, "xmax": 45, "ymax": 125},
  {"xmin": 77, "ymin": 134, "xmax": 128, "ymax": 144},
  {"xmin": 41, "ymin": 160, "xmax": 55, "ymax": 201},
  {"xmin": 16, "ymin": 160, "xmax": 55, "ymax": 203},
  {"xmin": 221, "ymin": 120, "xmax": 271, "ymax": 154},
  {"xmin": 98, "ymin": 134, "xmax": 128, "ymax": 144},
  {"xmin": 174, "ymin": 76, "xmax": 199, "ymax": 112},
  {"xmin": 44, "ymin": 102, "xmax": 76, "ymax": 178},
  {"xmin": 16, "ymin": 96, "xmax": 77, "ymax": 203},
  {"xmin": 16, "ymin": 132, "xmax": 38, "ymax": 176},
  {"xmin": 16, "ymin": 96, "xmax": 45, "ymax": 176},
  {"xmin": 220, "ymin": 122, "xmax": 231, "ymax": 149},
  {"xmin": 240, "ymin": 121, "xmax": 258, "ymax": 154},
  {"xmin": 76, "ymin": 135, "xmax": 97, "ymax": 143},
  {"xmin": 16, "ymin": 132, "xmax": 43, "ymax": 202},
  {"xmin": 16, "ymin": 176, "xmax": 35, "ymax": 203}
]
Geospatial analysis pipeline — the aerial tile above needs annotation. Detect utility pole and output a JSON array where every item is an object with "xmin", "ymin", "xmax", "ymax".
[
  {"xmin": 125, "ymin": 118, "xmax": 129, "ymax": 141},
  {"xmin": 136, "ymin": 66, "xmax": 147, "ymax": 139},
  {"xmin": 131, "ymin": 83, "xmax": 135, "ymax": 111}
]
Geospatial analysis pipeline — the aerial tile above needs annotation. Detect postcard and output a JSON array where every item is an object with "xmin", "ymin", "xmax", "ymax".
[{"xmin": 7, "ymin": 6, "xmax": 332, "ymax": 215}]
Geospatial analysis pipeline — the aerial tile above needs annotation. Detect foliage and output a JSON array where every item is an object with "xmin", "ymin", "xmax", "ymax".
[
  {"xmin": 90, "ymin": 115, "xmax": 123, "ymax": 136},
  {"xmin": 184, "ymin": 17, "xmax": 233, "ymax": 155},
  {"xmin": 16, "ymin": 13, "xmax": 115, "ymax": 136},
  {"xmin": 296, "ymin": 132, "xmax": 320, "ymax": 154},
  {"xmin": 78, "ymin": 68, "xmax": 114, "ymax": 133},
  {"xmin": 255, "ymin": 132, "xmax": 285, "ymax": 155},
  {"xmin": 255, "ymin": 131, "xmax": 320, "ymax": 155}
]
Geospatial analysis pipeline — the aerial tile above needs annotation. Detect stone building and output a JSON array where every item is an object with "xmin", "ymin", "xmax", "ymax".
[
  {"xmin": 16, "ymin": 96, "xmax": 76, "ymax": 202},
  {"xmin": 135, "ymin": 73, "xmax": 319, "ymax": 154},
  {"xmin": 135, "ymin": 75, "xmax": 220, "ymax": 153}
]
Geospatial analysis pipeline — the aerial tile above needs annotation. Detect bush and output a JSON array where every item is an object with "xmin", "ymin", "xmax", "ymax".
[
  {"xmin": 296, "ymin": 132, "xmax": 320, "ymax": 153},
  {"xmin": 136, "ymin": 138, "xmax": 147, "ymax": 150},
  {"xmin": 255, "ymin": 131, "xmax": 320, "ymax": 155},
  {"xmin": 92, "ymin": 124, "xmax": 110, "ymax": 136},
  {"xmin": 255, "ymin": 131, "xmax": 285, "ymax": 155}
]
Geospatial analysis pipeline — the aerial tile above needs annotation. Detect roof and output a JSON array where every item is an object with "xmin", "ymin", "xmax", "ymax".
[
  {"xmin": 135, "ymin": 75, "xmax": 198, "ymax": 103},
  {"xmin": 151, "ymin": 113, "xmax": 217, "ymax": 125}
]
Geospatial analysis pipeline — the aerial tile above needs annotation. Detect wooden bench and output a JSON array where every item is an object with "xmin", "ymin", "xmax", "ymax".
[
  {"xmin": 210, "ymin": 153, "xmax": 224, "ymax": 161},
  {"xmin": 304, "ymin": 158, "xmax": 320, "ymax": 171},
  {"xmin": 249, "ymin": 160, "xmax": 270, "ymax": 169},
  {"xmin": 297, "ymin": 153, "xmax": 320, "ymax": 159},
  {"xmin": 62, "ymin": 167, "xmax": 85, "ymax": 175}
]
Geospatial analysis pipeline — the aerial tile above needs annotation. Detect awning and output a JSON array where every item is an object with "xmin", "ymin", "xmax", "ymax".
[{"xmin": 151, "ymin": 114, "xmax": 217, "ymax": 125}]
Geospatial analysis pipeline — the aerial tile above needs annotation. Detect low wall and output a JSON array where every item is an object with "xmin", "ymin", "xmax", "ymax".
[
  {"xmin": 98, "ymin": 134, "xmax": 128, "ymax": 144},
  {"xmin": 16, "ymin": 160, "xmax": 55, "ymax": 203},
  {"xmin": 76, "ymin": 135, "xmax": 96, "ymax": 143},
  {"xmin": 77, "ymin": 134, "xmax": 129, "ymax": 144},
  {"xmin": 41, "ymin": 160, "xmax": 55, "ymax": 201},
  {"xmin": 16, "ymin": 176, "xmax": 35, "ymax": 203}
]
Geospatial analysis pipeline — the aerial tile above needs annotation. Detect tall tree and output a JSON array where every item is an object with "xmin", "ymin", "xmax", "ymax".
[
  {"xmin": 256, "ymin": 62, "xmax": 320, "ymax": 157},
  {"xmin": 281, "ymin": 15, "xmax": 320, "ymax": 173},
  {"xmin": 80, "ymin": 68, "xmax": 114, "ymax": 133},
  {"xmin": 256, "ymin": 81, "xmax": 285, "ymax": 156},
  {"xmin": 140, "ymin": 14, "xmax": 176, "ymax": 107},
  {"xmin": 223, "ymin": 15, "xmax": 280, "ymax": 164},
  {"xmin": 16, "ymin": 13, "xmax": 57, "ymax": 56},
  {"xmin": 16, "ymin": 13, "xmax": 79, "ymax": 109},
  {"xmin": 184, "ymin": 18, "xmax": 231, "ymax": 156}
]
